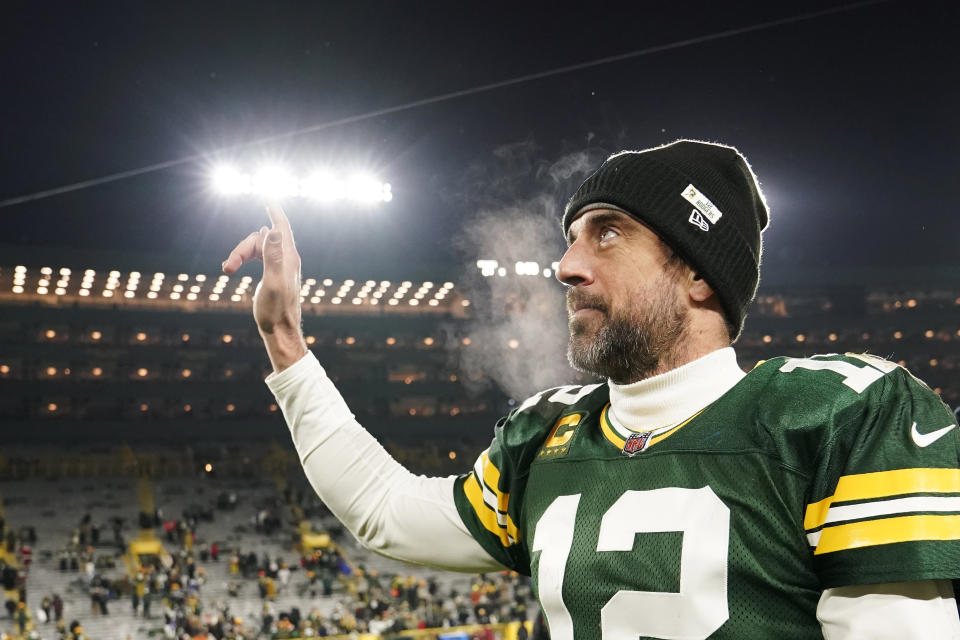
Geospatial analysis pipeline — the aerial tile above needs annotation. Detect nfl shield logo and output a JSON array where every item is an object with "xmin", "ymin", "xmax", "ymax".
[{"xmin": 622, "ymin": 431, "xmax": 651, "ymax": 457}]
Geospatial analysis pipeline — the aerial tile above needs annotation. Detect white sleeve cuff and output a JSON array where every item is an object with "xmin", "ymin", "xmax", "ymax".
[{"xmin": 819, "ymin": 580, "xmax": 960, "ymax": 639}]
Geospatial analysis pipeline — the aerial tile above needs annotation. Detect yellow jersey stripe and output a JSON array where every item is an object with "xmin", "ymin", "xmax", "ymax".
[
  {"xmin": 479, "ymin": 452, "xmax": 516, "ymax": 535},
  {"xmin": 467, "ymin": 453, "xmax": 522, "ymax": 544},
  {"xmin": 804, "ymin": 468, "xmax": 960, "ymax": 531},
  {"xmin": 463, "ymin": 474, "xmax": 512, "ymax": 547},
  {"xmin": 814, "ymin": 514, "xmax": 960, "ymax": 555},
  {"xmin": 599, "ymin": 404, "xmax": 626, "ymax": 449},
  {"xmin": 481, "ymin": 451, "xmax": 502, "ymax": 495},
  {"xmin": 649, "ymin": 412, "xmax": 703, "ymax": 447},
  {"xmin": 600, "ymin": 404, "xmax": 702, "ymax": 451}
]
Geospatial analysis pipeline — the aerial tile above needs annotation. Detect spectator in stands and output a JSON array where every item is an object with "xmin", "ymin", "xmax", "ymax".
[
  {"xmin": 142, "ymin": 581, "xmax": 152, "ymax": 619},
  {"xmin": 132, "ymin": 572, "xmax": 144, "ymax": 615},
  {"xmin": 89, "ymin": 576, "xmax": 108, "ymax": 616},
  {"xmin": 261, "ymin": 600, "xmax": 275, "ymax": 635},
  {"xmin": 78, "ymin": 514, "xmax": 90, "ymax": 547},
  {"xmin": 14, "ymin": 602, "xmax": 28, "ymax": 635},
  {"xmin": 18, "ymin": 543, "xmax": 31, "ymax": 569},
  {"xmin": 52, "ymin": 593, "xmax": 63, "ymax": 622},
  {"xmin": 277, "ymin": 561, "xmax": 290, "ymax": 591}
]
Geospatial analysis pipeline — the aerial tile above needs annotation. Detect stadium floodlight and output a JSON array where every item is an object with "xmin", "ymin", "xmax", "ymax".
[
  {"xmin": 212, "ymin": 165, "xmax": 392, "ymax": 203},
  {"xmin": 300, "ymin": 171, "xmax": 343, "ymax": 201},
  {"xmin": 212, "ymin": 166, "xmax": 250, "ymax": 195},
  {"xmin": 346, "ymin": 174, "xmax": 389, "ymax": 202},
  {"xmin": 252, "ymin": 165, "xmax": 299, "ymax": 199}
]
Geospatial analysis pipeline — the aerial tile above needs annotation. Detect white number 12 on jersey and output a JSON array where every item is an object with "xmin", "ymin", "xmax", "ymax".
[{"xmin": 533, "ymin": 487, "xmax": 730, "ymax": 640}]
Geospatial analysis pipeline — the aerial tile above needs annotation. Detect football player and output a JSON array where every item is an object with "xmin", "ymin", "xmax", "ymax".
[{"xmin": 223, "ymin": 140, "xmax": 960, "ymax": 639}]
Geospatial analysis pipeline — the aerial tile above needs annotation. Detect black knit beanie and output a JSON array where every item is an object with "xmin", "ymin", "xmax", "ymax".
[{"xmin": 562, "ymin": 139, "xmax": 769, "ymax": 341}]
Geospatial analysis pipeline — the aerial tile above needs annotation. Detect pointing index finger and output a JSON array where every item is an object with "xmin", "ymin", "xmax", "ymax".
[{"xmin": 265, "ymin": 200, "xmax": 292, "ymax": 237}]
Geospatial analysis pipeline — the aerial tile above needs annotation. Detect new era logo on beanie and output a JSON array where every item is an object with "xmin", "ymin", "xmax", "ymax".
[
  {"xmin": 562, "ymin": 139, "xmax": 769, "ymax": 341},
  {"xmin": 688, "ymin": 209, "xmax": 710, "ymax": 232}
]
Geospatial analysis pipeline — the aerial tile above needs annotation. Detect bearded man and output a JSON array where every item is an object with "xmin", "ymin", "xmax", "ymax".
[{"xmin": 223, "ymin": 140, "xmax": 960, "ymax": 639}]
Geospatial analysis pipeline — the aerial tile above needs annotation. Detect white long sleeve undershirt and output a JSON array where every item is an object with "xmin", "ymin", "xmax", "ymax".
[
  {"xmin": 267, "ymin": 349, "xmax": 960, "ymax": 638},
  {"xmin": 266, "ymin": 350, "xmax": 501, "ymax": 573}
]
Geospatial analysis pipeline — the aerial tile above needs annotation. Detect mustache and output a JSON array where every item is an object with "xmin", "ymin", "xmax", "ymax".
[{"xmin": 566, "ymin": 289, "xmax": 608, "ymax": 315}]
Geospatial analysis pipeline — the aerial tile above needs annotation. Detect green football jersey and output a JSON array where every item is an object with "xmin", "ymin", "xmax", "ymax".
[{"xmin": 453, "ymin": 353, "xmax": 960, "ymax": 640}]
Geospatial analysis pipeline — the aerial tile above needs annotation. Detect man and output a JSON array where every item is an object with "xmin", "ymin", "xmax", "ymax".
[{"xmin": 223, "ymin": 140, "xmax": 960, "ymax": 638}]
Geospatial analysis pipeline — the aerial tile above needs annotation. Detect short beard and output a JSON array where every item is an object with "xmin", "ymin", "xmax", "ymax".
[{"xmin": 566, "ymin": 280, "xmax": 688, "ymax": 385}]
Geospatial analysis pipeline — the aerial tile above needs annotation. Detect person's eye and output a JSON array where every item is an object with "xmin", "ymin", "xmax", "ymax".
[{"xmin": 599, "ymin": 227, "xmax": 619, "ymax": 243}]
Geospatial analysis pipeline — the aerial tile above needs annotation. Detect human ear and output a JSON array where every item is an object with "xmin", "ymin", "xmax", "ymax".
[{"xmin": 688, "ymin": 272, "xmax": 715, "ymax": 303}]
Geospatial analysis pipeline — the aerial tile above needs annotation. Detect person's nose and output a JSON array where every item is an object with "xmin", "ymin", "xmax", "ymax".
[{"xmin": 555, "ymin": 238, "xmax": 594, "ymax": 288}]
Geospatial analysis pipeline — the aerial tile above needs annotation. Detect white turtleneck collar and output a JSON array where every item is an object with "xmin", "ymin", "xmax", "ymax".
[{"xmin": 607, "ymin": 347, "xmax": 746, "ymax": 433}]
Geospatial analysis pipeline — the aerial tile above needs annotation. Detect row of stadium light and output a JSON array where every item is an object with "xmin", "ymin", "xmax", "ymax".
[
  {"xmin": 5, "ymin": 355, "xmax": 952, "ymax": 384},
  {"xmin": 37, "ymin": 402, "xmax": 473, "ymax": 420},
  {"xmin": 476, "ymin": 260, "xmax": 563, "ymax": 278},
  {"xmin": 1, "ymin": 363, "xmax": 462, "ymax": 378},
  {"xmin": 884, "ymin": 298, "xmax": 932, "ymax": 310},
  {"xmin": 22, "ymin": 333, "xmax": 503, "ymax": 351},
  {"xmin": 0, "ymin": 356, "xmax": 479, "ymax": 380},
  {"xmin": 23, "ymin": 325, "xmax": 960, "ymax": 347},
  {"xmin": 36, "ymin": 330, "xmax": 235, "ymax": 344},
  {"xmin": 38, "ymin": 401, "xmax": 279, "ymax": 414},
  {"xmin": 0, "ymin": 365, "xmax": 240, "ymax": 378},
  {"xmin": 760, "ymin": 328, "xmax": 960, "ymax": 344},
  {"xmin": 212, "ymin": 166, "xmax": 392, "ymax": 202},
  {"xmin": 24, "ymin": 333, "xmax": 490, "ymax": 349},
  {"xmin": 2, "ymin": 267, "xmax": 467, "ymax": 308},
  {"xmin": 297, "ymin": 278, "xmax": 457, "ymax": 307},
  {"xmin": 1, "ymin": 335, "xmax": 518, "ymax": 378}
]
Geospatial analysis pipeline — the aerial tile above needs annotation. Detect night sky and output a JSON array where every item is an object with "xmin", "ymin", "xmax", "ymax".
[{"xmin": 2, "ymin": 0, "xmax": 958, "ymax": 283}]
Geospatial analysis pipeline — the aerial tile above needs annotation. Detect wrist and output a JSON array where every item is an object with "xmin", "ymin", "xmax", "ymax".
[{"xmin": 260, "ymin": 327, "xmax": 309, "ymax": 373}]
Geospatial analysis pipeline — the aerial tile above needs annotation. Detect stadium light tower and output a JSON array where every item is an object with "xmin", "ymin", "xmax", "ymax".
[{"xmin": 211, "ymin": 164, "xmax": 392, "ymax": 203}]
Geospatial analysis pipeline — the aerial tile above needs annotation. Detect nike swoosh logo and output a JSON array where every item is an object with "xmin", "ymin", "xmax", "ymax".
[{"xmin": 910, "ymin": 421, "xmax": 957, "ymax": 447}]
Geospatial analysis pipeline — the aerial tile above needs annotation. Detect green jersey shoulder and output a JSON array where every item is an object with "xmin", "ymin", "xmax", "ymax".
[
  {"xmin": 453, "ymin": 381, "xmax": 610, "ymax": 571},
  {"xmin": 745, "ymin": 352, "xmax": 960, "ymax": 586}
]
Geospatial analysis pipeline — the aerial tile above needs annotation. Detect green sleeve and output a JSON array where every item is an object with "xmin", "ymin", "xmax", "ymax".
[{"xmin": 803, "ymin": 357, "xmax": 960, "ymax": 588}]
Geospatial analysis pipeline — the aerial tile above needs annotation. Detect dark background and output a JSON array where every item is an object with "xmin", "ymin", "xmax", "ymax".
[{"xmin": 2, "ymin": 0, "xmax": 958, "ymax": 281}]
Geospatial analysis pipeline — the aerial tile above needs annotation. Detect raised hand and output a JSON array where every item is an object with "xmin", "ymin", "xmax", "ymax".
[{"xmin": 222, "ymin": 201, "xmax": 307, "ymax": 372}]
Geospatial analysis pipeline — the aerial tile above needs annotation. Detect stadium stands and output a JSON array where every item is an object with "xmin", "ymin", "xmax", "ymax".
[
  {"xmin": 0, "ymin": 472, "xmax": 531, "ymax": 639},
  {"xmin": 2, "ymin": 261, "xmax": 959, "ymax": 638}
]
